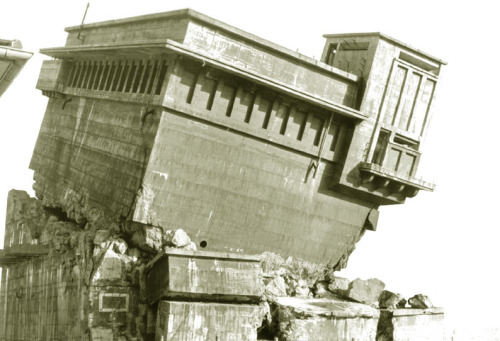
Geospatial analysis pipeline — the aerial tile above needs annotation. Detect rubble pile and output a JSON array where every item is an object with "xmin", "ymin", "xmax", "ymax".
[
  {"xmin": 2, "ymin": 190, "xmax": 442, "ymax": 340},
  {"xmin": 1, "ymin": 190, "xmax": 207, "ymax": 339}
]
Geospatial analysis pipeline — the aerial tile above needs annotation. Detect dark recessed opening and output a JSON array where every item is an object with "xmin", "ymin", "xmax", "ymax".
[{"xmin": 200, "ymin": 240, "xmax": 207, "ymax": 248}]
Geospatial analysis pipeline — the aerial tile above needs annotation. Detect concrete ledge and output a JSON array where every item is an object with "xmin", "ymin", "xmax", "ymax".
[{"xmin": 146, "ymin": 250, "xmax": 263, "ymax": 305}]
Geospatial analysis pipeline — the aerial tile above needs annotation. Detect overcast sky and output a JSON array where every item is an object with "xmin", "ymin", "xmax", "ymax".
[{"xmin": 1, "ymin": 0, "xmax": 499, "ymax": 334}]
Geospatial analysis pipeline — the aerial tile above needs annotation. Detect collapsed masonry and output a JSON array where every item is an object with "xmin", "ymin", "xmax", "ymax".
[
  {"xmin": 0, "ymin": 190, "xmax": 444, "ymax": 340},
  {"xmin": 0, "ymin": 8, "xmax": 446, "ymax": 340}
]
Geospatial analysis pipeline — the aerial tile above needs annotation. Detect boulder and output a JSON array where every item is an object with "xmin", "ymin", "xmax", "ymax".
[
  {"xmin": 130, "ymin": 225, "xmax": 163, "ymax": 252},
  {"xmin": 314, "ymin": 281, "xmax": 337, "ymax": 299},
  {"xmin": 408, "ymin": 294, "xmax": 433, "ymax": 309},
  {"xmin": 327, "ymin": 277, "xmax": 350, "ymax": 296},
  {"xmin": 265, "ymin": 276, "xmax": 287, "ymax": 298},
  {"xmin": 379, "ymin": 290, "xmax": 406, "ymax": 309},
  {"xmin": 112, "ymin": 238, "xmax": 128, "ymax": 255},
  {"xmin": 93, "ymin": 230, "xmax": 110, "ymax": 245},
  {"xmin": 164, "ymin": 229, "xmax": 191, "ymax": 247},
  {"xmin": 346, "ymin": 278, "xmax": 385, "ymax": 305}
]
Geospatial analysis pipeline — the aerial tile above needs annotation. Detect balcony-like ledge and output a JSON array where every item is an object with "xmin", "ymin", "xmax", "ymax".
[{"xmin": 359, "ymin": 162, "xmax": 435, "ymax": 198}]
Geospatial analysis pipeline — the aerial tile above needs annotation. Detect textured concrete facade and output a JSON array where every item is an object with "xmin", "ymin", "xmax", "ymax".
[{"xmin": 28, "ymin": 9, "xmax": 445, "ymax": 267}]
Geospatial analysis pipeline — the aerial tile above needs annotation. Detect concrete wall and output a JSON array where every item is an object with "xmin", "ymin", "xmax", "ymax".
[
  {"xmin": 183, "ymin": 20, "xmax": 359, "ymax": 107},
  {"xmin": 133, "ymin": 107, "xmax": 370, "ymax": 263},
  {"xmin": 29, "ymin": 96, "xmax": 160, "ymax": 224},
  {"xmin": 155, "ymin": 301, "xmax": 262, "ymax": 341}
]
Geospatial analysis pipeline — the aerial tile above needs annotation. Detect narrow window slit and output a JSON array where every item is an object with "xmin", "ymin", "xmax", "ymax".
[
  {"xmin": 279, "ymin": 106, "xmax": 291, "ymax": 135},
  {"xmin": 206, "ymin": 79, "xmax": 218, "ymax": 110},
  {"xmin": 125, "ymin": 62, "xmax": 137, "ymax": 93},
  {"xmin": 244, "ymin": 93, "xmax": 256, "ymax": 123},
  {"xmin": 100, "ymin": 63, "xmax": 110, "ymax": 91},
  {"xmin": 225, "ymin": 86, "xmax": 237, "ymax": 117},
  {"xmin": 155, "ymin": 60, "xmax": 168, "ymax": 95},
  {"xmin": 186, "ymin": 70, "xmax": 200, "ymax": 104},
  {"xmin": 147, "ymin": 60, "xmax": 158, "ymax": 94}
]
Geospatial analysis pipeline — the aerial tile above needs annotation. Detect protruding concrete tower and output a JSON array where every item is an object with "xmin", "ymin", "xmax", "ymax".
[{"xmin": 321, "ymin": 33, "xmax": 445, "ymax": 205}]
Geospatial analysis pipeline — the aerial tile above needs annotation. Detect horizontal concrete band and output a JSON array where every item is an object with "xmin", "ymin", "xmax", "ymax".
[{"xmin": 40, "ymin": 40, "xmax": 366, "ymax": 121}]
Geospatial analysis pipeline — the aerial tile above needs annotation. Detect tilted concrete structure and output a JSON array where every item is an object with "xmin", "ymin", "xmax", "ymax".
[
  {"xmin": 0, "ymin": 9, "xmax": 446, "ymax": 340},
  {"xmin": 31, "ymin": 9, "xmax": 444, "ymax": 265},
  {"xmin": 0, "ymin": 39, "xmax": 32, "ymax": 97}
]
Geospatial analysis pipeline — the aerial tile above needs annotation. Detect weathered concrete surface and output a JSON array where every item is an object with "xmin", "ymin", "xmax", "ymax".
[
  {"xmin": 274, "ymin": 297, "xmax": 379, "ymax": 341},
  {"xmin": 155, "ymin": 300, "xmax": 263, "ymax": 341},
  {"xmin": 376, "ymin": 308, "xmax": 445, "ymax": 341},
  {"xmin": 146, "ymin": 249, "xmax": 262, "ymax": 304}
]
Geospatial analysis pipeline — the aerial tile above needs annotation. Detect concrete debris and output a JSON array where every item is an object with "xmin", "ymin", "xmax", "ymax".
[
  {"xmin": 164, "ymin": 228, "xmax": 191, "ymax": 247},
  {"xmin": 112, "ymin": 238, "xmax": 128, "ymax": 255},
  {"xmin": 408, "ymin": 294, "xmax": 433, "ymax": 309},
  {"xmin": 93, "ymin": 229, "xmax": 110, "ymax": 245},
  {"xmin": 313, "ymin": 281, "xmax": 337, "ymax": 299},
  {"xmin": 264, "ymin": 275, "xmax": 288, "ymax": 298},
  {"xmin": 379, "ymin": 290, "xmax": 407, "ymax": 309},
  {"xmin": 327, "ymin": 276, "xmax": 350, "ymax": 296},
  {"xmin": 130, "ymin": 224, "xmax": 163, "ymax": 252},
  {"xmin": 346, "ymin": 278, "xmax": 385, "ymax": 306}
]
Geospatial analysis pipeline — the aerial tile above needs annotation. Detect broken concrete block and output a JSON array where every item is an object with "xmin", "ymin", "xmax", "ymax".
[
  {"xmin": 379, "ymin": 290, "xmax": 406, "ymax": 309},
  {"xmin": 274, "ymin": 297, "xmax": 379, "ymax": 341},
  {"xmin": 94, "ymin": 229, "xmax": 110, "ymax": 245},
  {"xmin": 113, "ymin": 238, "xmax": 128, "ymax": 255},
  {"xmin": 408, "ymin": 294, "xmax": 433, "ymax": 309},
  {"xmin": 346, "ymin": 278, "xmax": 385, "ymax": 305},
  {"xmin": 164, "ymin": 228, "xmax": 191, "ymax": 247},
  {"xmin": 314, "ymin": 281, "xmax": 334, "ymax": 298},
  {"xmin": 92, "ymin": 248, "xmax": 123, "ymax": 282},
  {"xmin": 130, "ymin": 225, "xmax": 163, "ymax": 252},
  {"xmin": 155, "ymin": 301, "xmax": 262, "ymax": 341},
  {"xmin": 182, "ymin": 241, "xmax": 197, "ymax": 251},
  {"xmin": 146, "ymin": 249, "xmax": 262, "ymax": 304},
  {"xmin": 327, "ymin": 276, "xmax": 350, "ymax": 296},
  {"xmin": 265, "ymin": 275, "xmax": 287, "ymax": 298},
  {"xmin": 377, "ymin": 308, "xmax": 444, "ymax": 341}
]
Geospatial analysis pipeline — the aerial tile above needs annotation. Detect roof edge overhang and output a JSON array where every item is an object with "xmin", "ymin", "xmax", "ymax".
[
  {"xmin": 323, "ymin": 32, "xmax": 447, "ymax": 66},
  {"xmin": 64, "ymin": 8, "xmax": 359, "ymax": 83},
  {"xmin": 0, "ymin": 46, "xmax": 33, "ymax": 61},
  {"xmin": 40, "ymin": 40, "xmax": 367, "ymax": 121}
]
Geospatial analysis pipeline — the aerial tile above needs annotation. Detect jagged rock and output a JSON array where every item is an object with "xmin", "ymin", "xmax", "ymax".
[
  {"xmin": 130, "ymin": 225, "xmax": 163, "ymax": 252},
  {"xmin": 265, "ymin": 275, "xmax": 287, "ymax": 298},
  {"xmin": 294, "ymin": 282, "xmax": 312, "ymax": 298},
  {"xmin": 408, "ymin": 294, "xmax": 433, "ymax": 309},
  {"xmin": 127, "ymin": 247, "xmax": 141, "ymax": 261},
  {"xmin": 164, "ymin": 229, "xmax": 191, "ymax": 247},
  {"xmin": 327, "ymin": 277, "xmax": 350, "ymax": 296},
  {"xmin": 113, "ymin": 238, "xmax": 128, "ymax": 255},
  {"xmin": 182, "ymin": 241, "xmax": 197, "ymax": 251},
  {"xmin": 379, "ymin": 290, "xmax": 406, "ymax": 309},
  {"xmin": 94, "ymin": 229, "xmax": 110, "ymax": 245},
  {"xmin": 346, "ymin": 278, "xmax": 385, "ymax": 305}
]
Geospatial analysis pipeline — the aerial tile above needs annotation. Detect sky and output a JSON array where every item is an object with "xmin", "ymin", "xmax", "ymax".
[{"xmin": 1, "ymin": 0, "xmax": 499, "ymax": 336}]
